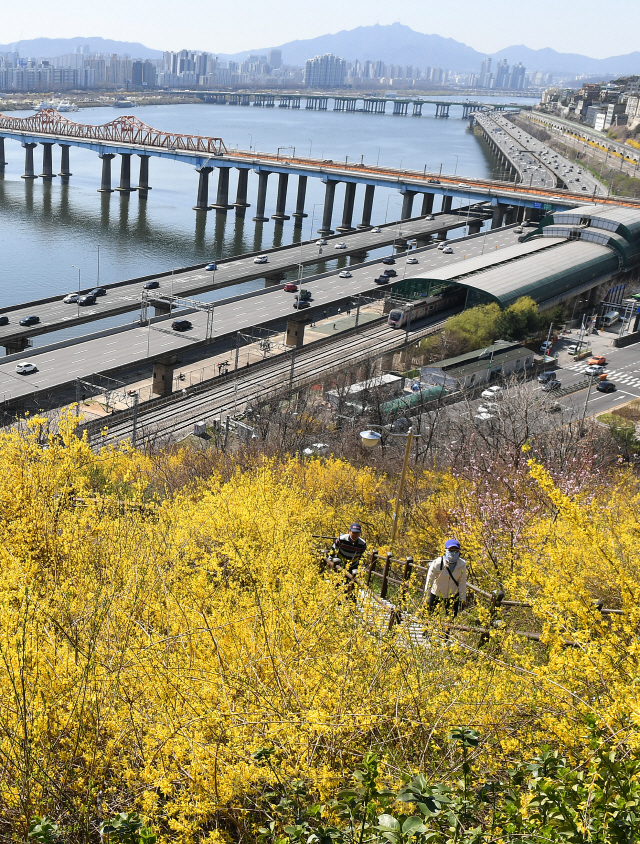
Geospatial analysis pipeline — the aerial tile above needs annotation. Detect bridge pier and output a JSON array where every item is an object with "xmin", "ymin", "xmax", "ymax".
[
  {"xmin": 291, "ymin": 175, "xmax": 308, "ymax": 226},
  {"xmin": 442, "ymin": 195, "xmax": 453, "ymax": 213},
  {"xmin": 137, "ymin": 155, "xmax": 151, "ymax": 198},
  {"xmin": 421, "ymin": 193, "xmax": 434, "ymax": 215},
  {"xmin": 336, "ymin": 181, "xmax": 357, "ymax": 232},
  {"xmin": 116, "ymin": 153, "xmax": 134, "ymax": 193},
  {"xmin": 252, "ymin": 170, "xmax": 271, "ymax": 222},
  {"xmin": 39, "ymin": 142, "xmax": 56, "ymax": 180},
  {"xmin": 271, "ymin": 173, "xmax": 290, "ymax": 221},
  {"xmin": 0, "ymin": 138, "xmax": 6, "ymax": 168},
  {"xmin": 436, "ymin": 229, "xmax": 448, "ymax": 241},
  {"xmin": 233, "ymin": 168, "xmax": 250, "ymax": 213},
  {"xmin": 412, "ymin": 102, "xmax": 423, "ymax": 116},
  {"xmin": 58, "ymin": 145, "xmax": 72, "ymax": 178},
  {"xmin": 21, "ymin": 143, "xmax": 38, "ymax": 179},
  {"xmin": 265, "ymin": 272, "xmax": 285, "ymax": 286},
  {"xmin": 193, "ymin": 166, "xmax": 213, "ymax": 211},
  {"xmin": 210, "ymin": 167, "xmax": 232, "ymax": 211},
  {"xmin": 401, "ymin": 190, "xmax": 417, "ymax": 221},
  {"xmin": 491, "ymin": 205, "xmax": 505, "ymax": 229},
  {"xmin": 468, "ymin": 220, "xmax": 483, "ymax": 234},
  {"xmin": 98, "ymin": 153, "xmax": 116, "ymax": 193},
  {"xmin": 318, "ymin": 179, "xmax": 337, "ymax": 235},
  {"xmin": 357, "ymin": 184, "xmax": 375, "ymax": 229},
  {"xmin": 4, "ymin": 337, "xmax": 31, "ymax": 355}
]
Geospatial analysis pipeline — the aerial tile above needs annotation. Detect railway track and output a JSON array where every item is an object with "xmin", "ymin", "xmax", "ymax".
[{"xmin": 92, "ymin": 316, "xmax": 448, "ymax": 447}]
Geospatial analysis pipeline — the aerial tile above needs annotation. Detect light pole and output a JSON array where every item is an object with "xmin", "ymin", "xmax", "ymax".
[
  {"xmin": 72, "ymin": 265, "xmax": 80, "ymax": 318},
  {"xmin": 360, "ymin": 425, "xmax": 422, "ymax": 545},
  {"xmin": 248, "ymin": 133, "xmax": 253, "ymax": 152},
  {"xmin": 308, "ymin": 139, "xmax": 313, "ymax": 158},
  {"xmin": 579, "ymin": 374, "xmax": 595, "ymax": 436},
  {"xmin": 453, "ymin": 155, "xmax": 459, "ymax": 176}
]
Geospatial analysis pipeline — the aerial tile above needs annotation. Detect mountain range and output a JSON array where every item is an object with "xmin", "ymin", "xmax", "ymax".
[{"xmin": 1, "ymin": 27, "xmax": 639, "ymax": 77}]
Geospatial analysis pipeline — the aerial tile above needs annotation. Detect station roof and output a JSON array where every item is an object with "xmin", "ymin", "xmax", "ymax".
[{"xmin": 544, "ymin": 204, "xmax": 640, "ymax": 242}]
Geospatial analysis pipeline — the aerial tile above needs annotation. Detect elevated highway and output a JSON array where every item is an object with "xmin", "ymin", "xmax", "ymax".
[{"xmin": 0, "ymin": 207, "xmax": 488, "ymax": 352}]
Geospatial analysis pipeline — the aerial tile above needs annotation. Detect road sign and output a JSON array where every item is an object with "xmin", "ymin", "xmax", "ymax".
[
  {"xmin": 533, "ymin": 202, "xmax": 542, "ymax": 209},
  {"xmin": 543, "ymin": 203, "xmax": 553, "ymax": 211}
]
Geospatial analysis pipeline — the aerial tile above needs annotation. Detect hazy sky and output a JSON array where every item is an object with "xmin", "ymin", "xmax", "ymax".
[{"xmin": 3, "ymin": 0, "xmax": 639, "ymax": 58}]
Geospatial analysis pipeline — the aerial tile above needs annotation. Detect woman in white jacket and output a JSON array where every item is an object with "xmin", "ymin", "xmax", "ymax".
[{"xmin": 425, "ymin": 538, "xmax": 467, "ymax": 617}]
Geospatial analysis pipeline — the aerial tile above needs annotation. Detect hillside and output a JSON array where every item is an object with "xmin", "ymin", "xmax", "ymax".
[{"xmin": 0, "ymin": 35, "xmax": 162, "ymax": 59}]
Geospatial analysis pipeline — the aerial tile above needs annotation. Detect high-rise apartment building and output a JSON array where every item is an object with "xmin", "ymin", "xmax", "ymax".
[{"xmin": 304, "ymin": 53, "xmax": 346, "ymax": 88}]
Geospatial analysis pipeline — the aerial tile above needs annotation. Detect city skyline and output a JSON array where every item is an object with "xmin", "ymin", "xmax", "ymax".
[{"xmin": 1, "ymin": 0, "xmax": 640, "ymax": 60}]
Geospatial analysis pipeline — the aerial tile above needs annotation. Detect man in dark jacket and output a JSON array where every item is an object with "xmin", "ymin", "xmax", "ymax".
[{"xmin": 331, "ymin": 523, "xmax": 367, "ymax": 576}]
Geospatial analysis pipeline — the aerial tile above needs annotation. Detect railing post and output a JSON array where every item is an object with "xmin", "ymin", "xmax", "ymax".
[
  {"xmin": 401, "ymin": 556, "xmax": 413, "ymax": 607},
  {"xmin": 366, "ymin": 550, "xmax": 378, "ymax": 586},
  {"xmin": 380, "ymin": 552, "xmax": 392, "ymax": 601}
]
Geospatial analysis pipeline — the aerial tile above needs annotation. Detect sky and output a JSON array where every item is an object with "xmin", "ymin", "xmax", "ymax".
[{"xmin": 2, "ymin": 0, "xmax": 639, "ymax": 58}]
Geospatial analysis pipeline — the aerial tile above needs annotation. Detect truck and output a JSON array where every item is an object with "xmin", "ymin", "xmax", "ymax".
[{"xmin": 601, "ymin": 310, "xmax": 620, "ymax": 327}]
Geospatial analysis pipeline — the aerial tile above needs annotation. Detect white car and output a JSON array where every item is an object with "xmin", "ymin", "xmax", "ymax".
[
  {"xmin": 481, "ymin": 385, "xmax": 503, "ymax": 399},
  {"xmin": 425, "ymin": 214, "xmax": 435, "ymax": 220},
  {"xmin": 63, "ymin": 293, "xmax": 79, "ymax": 303},
  {"xmin": 477, "ymin": 403, "xmax": 499, "ymax": 414},
  {"xmin": 316, "ymin": 239, "xmax": 328, "ymax": 246},
  {"xmin": 303, "ymin": 443, "xmax": 330, "ymax": 457},
  {"xmin": 254, "ymin": 255, "xmax": 268, "ymax": 264},
  {"xmin": 437, "ymin": 242, "xmax": 447, "ymax": 250},
  {"xmin": 338, "ymin": 270, "xmax": 352, "ymax": 278},
  {"xmin": 372, "ymin": 227, "xmax": 382, "ymax": 233},
  {"xmin": 442, "ymin": 246, "xmax": 454, "ymax": 254},
  {"xmin": 334, "ymin": 242, "xmax": 347, "ymax": 249},
  {"xmin": 585, "ymin": 364, "xmax": 605, "ymax": 377},
  {"xmin": 16, "ymin": 362, "xmax": 38, "ymax": 375},
  {"xmin": 406, "ymin": 257, "xmax": 419, "ymax": 264},
  {"xmin": 474, "ymin": 412, "xmax": 495, "ymax": 424}
]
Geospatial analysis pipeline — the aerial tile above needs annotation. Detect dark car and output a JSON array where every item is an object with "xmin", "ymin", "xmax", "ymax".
[
  {"xmin": 171, "ymin": 319, "xmax": 192, "ymax": 331},
  {"xmin": 78, "ymin": 294, "xmax": 96, "ymax": 306},
  {"xmin": 382, "ymin": 257, "xmax": 396, "ymax": 265},
  {"xmin": 295, "ymin": 289, "xmax": 312, "ymax": 301},
  {"xmin": 541, "ymin": 379, "xmax": 561, "ymax": 392},
  {"xmin": 537, "ymin": 371, "xmax": 557, "ymax": 384},
  {"xmin": 428, "ymin": 178, "xmax": 441, "ymax": 184},
  {"xmin": 596, "ymin": 380, "xmax": 616, "ymax": 393},
  {"xmin": 90, "ymin": 287, "xmax": 107, "ymax": 297},
  {"xmin": 383, "ymin": 269, "xmax": 397, "ymax": 278},
  {"xmin": 144, "ymin": 280, "xmax": 160, "ymax": 289},
  {"xmin": 374, "ymin": 275, "xmax": 390, "ymax": 284},
  {"xmin": 292, "ymin": 299, "xmax": 310, "ymax": 309},
  {"xmin": 0, "ymin": 316, "xmax": 8, "ymax": 326},
  {"xmin": 19, "ymin": 315, "xmax": 40, "ymax": 326}
]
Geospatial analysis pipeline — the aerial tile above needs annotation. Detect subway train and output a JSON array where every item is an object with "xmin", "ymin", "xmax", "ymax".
[{"xmin": 387, "ymin": 287, "xmax": 466, "ymax": 328}]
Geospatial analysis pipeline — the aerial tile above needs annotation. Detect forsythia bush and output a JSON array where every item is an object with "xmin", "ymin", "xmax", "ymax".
[{"xmin": 0, "ymin": 416, "xmax": 638, "ymax": 841}]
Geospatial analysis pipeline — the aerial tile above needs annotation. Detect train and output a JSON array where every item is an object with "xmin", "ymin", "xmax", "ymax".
[{"xmin": 387, "ymin": 287, "xmax": 466, "ymax": 328}]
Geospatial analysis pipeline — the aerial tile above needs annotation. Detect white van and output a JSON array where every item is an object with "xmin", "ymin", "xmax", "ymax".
[{"xmin": 602, "ymin": 310, "xmax": 620, "ymax": 327}]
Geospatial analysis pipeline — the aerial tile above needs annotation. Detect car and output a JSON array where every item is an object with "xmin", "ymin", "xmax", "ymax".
[
  {"xmin": 90, "ymin": 287, "xmax": 107, "ymax": 297},
  {"xmin": 292, "ymin": 299, "xmax": 310, "ymax": 309},
  {"xmin": 334, "ymin": 242, "xmax": 347, "ymax": 250},
  {"xmin": 428, "ymin": 178, "xmax": 441, "ymax": 184},
  {"xmin": 539, "ymin": 340, "xmax": 553, "ymax": 354},
  {"xmin": 585, "ymin": 364, "xmax": 605, "ymax": 376},
  {"xmin": 63, "ymin": 293, "xmax": 79, "ymax": 304},
  {"xmin": 19, "ymin": 315, "xmax": 40, "ymax": 326},
  {"xmin": 383, "ymin": 269, "xmax": 397, "ymax": 278},
  {"xmin": 171, "ymin": 319, "xmax": 192, "ymax": 331},
  {"xmin": 542, "ymin": 379, "xmax": 562, "ymax": 391},
  {"xmin": 16, "ymin": 362, "xmax": 37, "ymax": 375},
  {"xmin": 481, "ymin": 385, "xmax": 503, "ymax": 399},
  {"xmin": 374, "ymin": 275, "xmax": 390, "ymax": 284},
  {"xmin": 514, "ymin": 226, "xmax": 523, "ymax": 233},
  {"xmin": 477, "ymin": 403, "xmax": 498, "ymax": 414},
  {"xmin": 338, "ymin": 270, "xmax": 352, "ymax": 278},
  {"xmin": 442, "ymin": 246, "xmax": 453, "ymax": 254},
  {"xmin": 295, "ymin": 289, "xmax": 312, "ymax": 301},
  {"xmin": 253, "ymin": 255, "xmax": 268, "ymax": 264},
  {"xmin": 566, "ymin": 344, "xmax": 582, "ymax": 355},
  {"xmin": 316, "ymin": 239, "xmax": 328, "ymax": 246},
  {"xmin": 538, "ymin": 371, "xmax": 558, "ymax": 384},
  {"xmin": 437, "ymin": 242, "xmax": 447, "ymax": 250},
  {"xmin": 205, "ymin": 262, "xmax": 218, "ymax": 271},
  {"xmin": 302, "ymin": 443, "xmax": 330, "ymax": 457},
  {"xmin": 406, "ymin": 257, "xmax": 419, "ymax": 264},
  {"xmin": 78, "ymin": 294, "xmax": 96, "ymax": 306},
  {"xmin": 0, "ymin": 316, "xmax": 8, "ymax": 326},
  {"xmin": 545, "ymin": 401, "xmax": 564, "ymax": 413},
  {"xmin": 283, "ymin": 282, "xmax": 298, "ymax": 292},
  {"xmin": 588, "ymin": 355, "xmax": 607, "ymax": 366},
  {"xmin": 425, "ymin": 214, "xmax": 435, "ymax": 220},
  {"xmin": 596, "ymin": 380, "xmax": 616, "ymax": 393},
  {"xmin": 382, "ymin": 257, "xmax": 396, "ymax": 265},
  {"xmin": 372, "ymin": 227, "xmax": 382, "ymax": 233},
  {"xmin": 144, "ymin": 280, "xmax": 160, "ymax": 289},
  {"xmin": 474, "ymin": 412, "xmax": 495, "ymax": 424}
]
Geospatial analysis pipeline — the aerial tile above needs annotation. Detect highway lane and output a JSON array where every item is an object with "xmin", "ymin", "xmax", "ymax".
[
  {"xmin": 475, "ymin": 112, "xmax": 557, "ymax": 190},
  {"xmin": 0, "ymin": 209, "xmax": 485, "ymax": 347},
  {"xmin": 491, "ymin": 113, "xmax": 606, "ymax": 197},
  {"xmin": 0, "ymin": 225, "xmax": 524, "ymax": 404}
]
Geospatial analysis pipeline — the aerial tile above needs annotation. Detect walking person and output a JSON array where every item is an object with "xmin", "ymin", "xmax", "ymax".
[
  {"xmin": 425, "ymin": 538, "xmax": 467, "ymax": 617},
  {"xmin": 331, "ymin": 523, "xmax": 367, "ymax": 577}
]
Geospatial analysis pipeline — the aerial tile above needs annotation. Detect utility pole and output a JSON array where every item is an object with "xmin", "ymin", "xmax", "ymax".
[{"xmin": 131, "ymin": 392, "xmax": 139, "ymax": 448}]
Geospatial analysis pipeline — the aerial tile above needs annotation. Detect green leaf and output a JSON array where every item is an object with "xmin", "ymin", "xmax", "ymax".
[
  {"xmin": 377, "ymin": 815, "xmax": 401, "ymax": 831},
  {"xmin": 401, "ymin": 816, "xmax": 427, "ymax": 835}
]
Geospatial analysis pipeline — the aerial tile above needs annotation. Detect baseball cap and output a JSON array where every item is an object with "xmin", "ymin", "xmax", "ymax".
[
  {"xmin": 350, "ymin": 523, "xmax": 362, "ymax": 532},
  {"xmin": 444, "ymin": 538, "xmax": 460, "ymax": 550}
]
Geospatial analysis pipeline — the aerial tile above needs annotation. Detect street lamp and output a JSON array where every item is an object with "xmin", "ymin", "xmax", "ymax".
[
  {"xmin": 248, "ymin": 133, "xmax": 253, "ymax": 152},
  {"xmin": 308, "ymin": 139, "xmax": 313, "ymax": 158},
  {"xmin": 71, "ymin": 265, "xmax": 80, "ymax": 318},
  {"xmin": 359, "ymin": 425, "xmax": 422, "ymax": 544},
  {"xmin": 453, "ymin": 155, "xmax": 459, "ymax": 176}
]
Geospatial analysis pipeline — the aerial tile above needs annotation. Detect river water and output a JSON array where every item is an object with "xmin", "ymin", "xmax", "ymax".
[{"xmin": 0, "ymin": 95, "xmax": 538, "ymax": 343}]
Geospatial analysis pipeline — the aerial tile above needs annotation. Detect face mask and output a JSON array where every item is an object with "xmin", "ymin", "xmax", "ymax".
[{"xmin": 445, "ymin": 550, "xmax": 460, "ymax": 564}]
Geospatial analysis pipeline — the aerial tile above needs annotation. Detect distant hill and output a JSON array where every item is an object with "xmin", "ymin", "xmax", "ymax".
[
  {"xmin": 216, "ymin": 23, "xmax": 640, "ymax": 77},
  {"xmin": 0, "ymin": 36, "xmax": 162, "ymax": 59}
]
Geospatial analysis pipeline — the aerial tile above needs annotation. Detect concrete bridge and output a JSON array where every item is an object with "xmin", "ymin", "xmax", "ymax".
[{"xmin": 0, "ymin": 110, "xmax": 637, "ymax": 240}]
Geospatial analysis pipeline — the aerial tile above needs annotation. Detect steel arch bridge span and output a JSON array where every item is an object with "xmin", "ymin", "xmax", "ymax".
[{"xmin": 0, "ymin": 110, "xmax": 227, "ymax": 155}]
